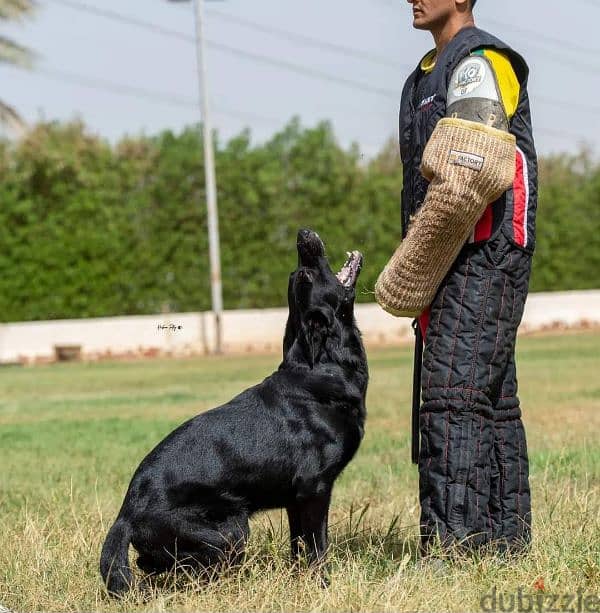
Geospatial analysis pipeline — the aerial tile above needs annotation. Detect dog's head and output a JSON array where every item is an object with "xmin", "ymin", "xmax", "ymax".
[{"xmin": 283, "ymin": 228, "xmax": 363, "ymax": 367}]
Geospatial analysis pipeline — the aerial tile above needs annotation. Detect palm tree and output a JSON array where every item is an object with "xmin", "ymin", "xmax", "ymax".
[{"xmin": 0, "ymin": 0, "xmax": 35, "ymax": 135}]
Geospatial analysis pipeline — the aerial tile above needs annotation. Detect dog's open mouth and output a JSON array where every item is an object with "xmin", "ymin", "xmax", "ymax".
[{"xmin": 336, "ymin": 250, "xmax": 363, "ymax": 288}]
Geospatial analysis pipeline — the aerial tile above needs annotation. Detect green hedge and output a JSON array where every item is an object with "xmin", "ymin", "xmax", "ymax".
[
  {"xmin": 0, "ymin": 120, "xmax": 598, "ymax": 322},
  {"xmin": 530, "ymin": 150, "xmax": 600, "ymax": 292}
]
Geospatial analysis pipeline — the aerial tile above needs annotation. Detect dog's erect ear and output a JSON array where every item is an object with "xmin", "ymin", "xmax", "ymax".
[
  {"xmin": 283, "ymin": 273, "xmax": 299, "ymax": 356},
  {"xmin": 302, "ymin": 308, "xmax": 331, "ymax": 368}
]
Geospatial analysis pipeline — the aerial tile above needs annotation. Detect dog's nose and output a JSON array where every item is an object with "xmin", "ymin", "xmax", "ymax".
[
  {"xmin": 297, "ymin": 228, "xmax": 325, "ymax": 258},
  {"xmin": 298, "ymin": 228, "xmax": 314, "ymax": 241}
]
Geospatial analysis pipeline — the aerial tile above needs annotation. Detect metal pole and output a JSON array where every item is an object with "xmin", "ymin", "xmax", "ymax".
[{"xmin": 192, "ymin": 0, "xmax": 223, "ymax": 354}]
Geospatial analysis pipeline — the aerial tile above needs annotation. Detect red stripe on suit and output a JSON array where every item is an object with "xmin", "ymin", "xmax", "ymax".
[{"xmin": 512, "ymin": 147, "xmax": 529, "ymax": 247}]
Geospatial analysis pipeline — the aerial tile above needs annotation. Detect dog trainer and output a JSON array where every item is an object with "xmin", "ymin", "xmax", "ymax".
[{"xmin": 375, "ymin": 0, "xmax": 537, "ymax": 553}]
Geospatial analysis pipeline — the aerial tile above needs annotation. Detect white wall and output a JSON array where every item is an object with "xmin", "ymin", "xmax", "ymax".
[{"xmin": 0, "ymin": 290, "xmax": 598, "ymax": 363}]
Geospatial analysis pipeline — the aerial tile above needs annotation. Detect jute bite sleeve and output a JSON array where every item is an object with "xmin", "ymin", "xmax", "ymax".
[{"xmin": 375, "ymin": 118, "xmax": 516, "ymax": 317}]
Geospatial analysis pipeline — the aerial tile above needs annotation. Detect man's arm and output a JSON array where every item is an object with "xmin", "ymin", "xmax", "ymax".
[{"xmin": 375, "ymin": 52, "xmax": 519, "ymax": 318}]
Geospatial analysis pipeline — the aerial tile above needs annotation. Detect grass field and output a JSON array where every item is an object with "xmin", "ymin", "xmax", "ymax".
[{"xmin": 0, "ymin": 331, "xmax": 599, "ymax": 612}]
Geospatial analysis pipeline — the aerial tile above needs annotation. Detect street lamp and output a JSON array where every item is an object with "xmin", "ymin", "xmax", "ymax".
[{"xmin": 168, "ymin": 0, "xmax": 224, "ymax": 354}]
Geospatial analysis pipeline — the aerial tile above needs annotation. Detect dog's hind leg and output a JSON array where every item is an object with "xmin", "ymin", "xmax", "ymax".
[
  {"xmin": 173, "ymin": 512, "xmax": 250, "ymax": 572},
  {"xmin": 133, "ymin": 509, "xmax": 249, "ymax": 579},
  {"xmin": 137, "ymin": 551, "xmax": 173, "ymax": 575}
]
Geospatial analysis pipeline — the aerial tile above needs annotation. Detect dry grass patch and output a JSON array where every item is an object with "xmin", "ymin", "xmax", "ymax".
[{"xmin": 0, "ymin": 332, "xmax": 598, "ymax": 611}]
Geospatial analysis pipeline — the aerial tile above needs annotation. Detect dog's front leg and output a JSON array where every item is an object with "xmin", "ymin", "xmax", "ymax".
[
  {"xmin": 299, "ymin": 493, "xmax": 330, "ymax": 565},
  {"xmin": 287, "ymin": 494, "xmax": 331, "ymax": 565},
  {"xmin": 286, "ymin": 504, "xmax": 304, "ymax": 563},
  {"xmin": 294, "ymin": 490, "xmax": 332, "ymax": 586}
]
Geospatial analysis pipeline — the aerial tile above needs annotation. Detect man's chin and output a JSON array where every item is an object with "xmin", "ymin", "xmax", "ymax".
[{"xmin": 412, "ymin": 17, "xmax": 430, "ymax": 30}]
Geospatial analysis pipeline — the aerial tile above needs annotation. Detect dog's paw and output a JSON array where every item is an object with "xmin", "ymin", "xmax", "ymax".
[{"xmin": 318, "ymin": 569, "xmax": 331, "ymax": 589}]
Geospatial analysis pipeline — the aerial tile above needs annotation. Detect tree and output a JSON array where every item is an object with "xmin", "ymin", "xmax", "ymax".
[{"xmin": 0, "ymin": 0, "xmax": 35, "ymax": 136}]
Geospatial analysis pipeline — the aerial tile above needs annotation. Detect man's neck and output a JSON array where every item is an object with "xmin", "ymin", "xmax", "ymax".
[{"xmin": 431, "ymin": 14, "xmax": 475, "ymax": 55}]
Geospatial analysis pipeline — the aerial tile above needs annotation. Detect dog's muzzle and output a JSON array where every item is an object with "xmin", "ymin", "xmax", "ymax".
[{"xmin": 336, "ymin": 251, "xmax": 363, "ymax": 288}]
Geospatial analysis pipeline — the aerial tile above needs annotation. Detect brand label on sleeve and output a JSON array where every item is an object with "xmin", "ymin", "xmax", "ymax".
[{"xmin": 448, "ymin": 149, "xmax": 485, "ymax": 172}]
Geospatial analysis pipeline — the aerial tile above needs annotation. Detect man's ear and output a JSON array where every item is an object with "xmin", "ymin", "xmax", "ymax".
[{"xmin": 302, "ymin": 308, "xmax": 331, "ymax": 368}]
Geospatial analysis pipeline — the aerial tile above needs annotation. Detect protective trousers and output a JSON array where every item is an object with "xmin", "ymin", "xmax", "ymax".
[{"xmin": 419, "ymin": 231, "xmax": 532, "ymax": 552}]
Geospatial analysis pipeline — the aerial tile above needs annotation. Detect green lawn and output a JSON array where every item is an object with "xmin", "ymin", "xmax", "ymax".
[{"xmin": 0, "ymin": 331, "xmax": 599, "ymax": 612}]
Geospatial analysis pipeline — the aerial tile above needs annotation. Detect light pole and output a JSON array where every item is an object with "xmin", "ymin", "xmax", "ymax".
[{"xmin": 168, "ymin": 0, "xmax": 223, "ymax": 354}]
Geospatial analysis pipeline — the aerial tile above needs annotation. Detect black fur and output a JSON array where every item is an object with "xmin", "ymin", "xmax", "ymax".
[{"xmin": 100, "ymin": 229, "xmax": 368, "ymax": 595}]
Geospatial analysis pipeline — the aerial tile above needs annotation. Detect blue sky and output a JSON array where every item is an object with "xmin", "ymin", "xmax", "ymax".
[{"xmin": 2, "ymin": 0, "xmax": 598, "ymax": 156}]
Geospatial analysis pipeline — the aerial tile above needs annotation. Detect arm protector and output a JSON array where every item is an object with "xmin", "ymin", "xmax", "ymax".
[{"xmin": 375, "ymin": 56, "xmax": 516, "ymax": 318}]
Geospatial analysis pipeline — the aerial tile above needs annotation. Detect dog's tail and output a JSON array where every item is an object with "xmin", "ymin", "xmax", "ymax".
[{"xmin": 100, "ymin": 517, "xmax": 133, "ymax": 596}]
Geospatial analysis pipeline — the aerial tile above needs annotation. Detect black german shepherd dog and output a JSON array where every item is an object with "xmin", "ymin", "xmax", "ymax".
[{"xmin": 100, "ymin": 229, "xmax": 367, "ymax": 595}]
